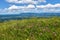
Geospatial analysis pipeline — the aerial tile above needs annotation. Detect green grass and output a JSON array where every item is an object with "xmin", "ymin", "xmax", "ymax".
[{"xmin": 0, "ymin": 17, "xmax": 60, "ymax": 40}]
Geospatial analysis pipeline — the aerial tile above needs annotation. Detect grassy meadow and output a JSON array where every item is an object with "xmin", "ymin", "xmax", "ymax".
[{"xmin": 0, "ymin": 17, "xmax": 60, "ymax": 40}]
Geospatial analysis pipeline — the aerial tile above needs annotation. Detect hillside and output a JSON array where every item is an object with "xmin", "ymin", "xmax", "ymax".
[
  {"xmin": 0, "ymin": 13, "xmax": 60, "ymax": 20},
  {"xmin": 0, "ymin": 17, "xmax": 60, "ymax": 40}
]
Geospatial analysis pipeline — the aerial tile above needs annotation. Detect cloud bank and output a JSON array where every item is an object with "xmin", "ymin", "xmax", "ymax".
[
  {"xmin": 6, "ymin": 0, "xmax": 46, "ymax": 4},
  {"xmin": 0, "ymin": 0, "xmax": 60, "ymax": 14},
  {"xmin": 0, "ymin": 3, "xmax": 60, "ymax": 14}
]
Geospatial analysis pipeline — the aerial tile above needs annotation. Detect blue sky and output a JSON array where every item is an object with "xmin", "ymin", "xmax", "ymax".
[{"xmin": 0, "ymin": 0, "xmax": 60, "ymax": 14}]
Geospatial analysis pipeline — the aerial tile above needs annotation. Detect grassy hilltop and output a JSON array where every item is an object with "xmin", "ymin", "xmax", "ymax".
[{"xmin": 0, "ymin": 17, "xmax": 60, "ymax": 40}]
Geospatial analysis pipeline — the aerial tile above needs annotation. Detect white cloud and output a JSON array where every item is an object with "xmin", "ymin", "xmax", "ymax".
[
  {"xmin": 54, "ymin": 4, "xmax": 60, "ymax": 7},
  {"xmin": 26, "ymin": 4, "xmax": 35, "ymax": 8},
  {"xmin": 36, "ymin": 4, "xmax": 60, "ymax": 13},
  {"xmin": 6, "ymin": 0, "xmax": 46, "ymax": 4},
  {"xmin": 8, "ymin": 4, "xmax": 35, "ymax": 10},
  {"xmin": 36, "ymin": 3, "xmax": 60, "ymax": 13},
  {"xmin": 38, "ymin": 0, "xmax": 46, "ymax": 2},
  {"xmin": 8, "ymin": 5, "xmax": 18, "ymax": 9},
  {"xmin": 36, "ymin": 3, "xmax": 60, "ymax": 8},
  {"xmin": 0, "ymin": 3, "xmax": 60, "ymax": 14},
  {"xmin": 8, "ymin": 5, "xmax": 25, "ymax": 10}
]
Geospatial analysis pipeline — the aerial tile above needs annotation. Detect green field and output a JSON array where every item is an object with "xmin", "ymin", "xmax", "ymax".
[{"xmin": 0, "ymin": 17, "xmax": 60, "ymax": 40}]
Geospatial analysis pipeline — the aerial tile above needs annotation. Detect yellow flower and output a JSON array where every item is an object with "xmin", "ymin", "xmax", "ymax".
[{"xmin": 27, "ymin": 39, "xmax": 29, "ymax": 40}]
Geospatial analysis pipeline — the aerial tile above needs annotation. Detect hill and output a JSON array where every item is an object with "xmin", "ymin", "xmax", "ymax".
[
  {"xmin": 0, "ymin": 17, "xmax": 60, "ymax": 40},
  {"xmin": 0, "ymin": 13, "xmax": 60, "ymax": 20}
]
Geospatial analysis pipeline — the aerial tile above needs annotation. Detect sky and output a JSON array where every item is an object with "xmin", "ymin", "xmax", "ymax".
[{"xmin": 0, "ymin": 0, "xmax": 60, "ymax": 14}]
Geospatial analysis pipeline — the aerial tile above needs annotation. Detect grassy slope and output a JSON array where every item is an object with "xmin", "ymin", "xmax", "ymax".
[{"xmin": 0, "ymin": 17, "xmax": 60, "ymax": 40}]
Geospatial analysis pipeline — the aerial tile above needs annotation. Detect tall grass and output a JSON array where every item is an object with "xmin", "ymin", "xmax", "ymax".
[{"xmin": 0, "ymin": 17, "xmax": 60, "ymax": 40}]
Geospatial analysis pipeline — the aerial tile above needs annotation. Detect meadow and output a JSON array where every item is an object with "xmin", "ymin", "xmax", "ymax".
[{"xmin": 0, "ymin": 17, "xmax": 60, "ymax": 40}]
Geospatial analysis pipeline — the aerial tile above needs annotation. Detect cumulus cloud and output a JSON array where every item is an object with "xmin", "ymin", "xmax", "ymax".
[
  {"xmin": 0, "ymin": 0, "xmax": 59, "ymax": 14},
  {"xmin": 6, "ymin": 0, "xmax": 46, "ymax": 4},
  {"xmin": 36, "ymin": 3, "xmax": 60, "ymax": 13},
  {"xmin": 36, "ymin": 3, "xmax": 60, "ymax": 8},
  {"xmin": 0, "ymin": 3, "xmax": 60, "ymax": 14},
  {"xmin": 8, "ymin": 4, "xmax": 35, "ymax": 10},
  {"xmin": 8, "ymin": 5, "xmax": 18, "ymax": 9},
  {"xmin": 8, "ymin": 5, "xmax": 25, "ymax": 10},
  {"xmin": 27, "ymin": 4, "xmax": 35, "ymax": 8}
]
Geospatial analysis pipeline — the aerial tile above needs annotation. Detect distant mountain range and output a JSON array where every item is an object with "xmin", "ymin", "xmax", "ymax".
[{"xmin": 0, "ymin": 13, "xmax": 60, "ymax": 21}]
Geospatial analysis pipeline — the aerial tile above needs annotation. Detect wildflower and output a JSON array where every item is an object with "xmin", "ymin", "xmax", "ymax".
[
  {"xmin": 40, "ymin": 33, "xmax": 43, "ymax": 35},
  {"xmin": 53, "ymin": 32, "xmax": 57, "ymax": 36},
  {"xmin": 2, "ymin": 34, "xmax": 5, "ymax": 36},
  {"xmin": 27, "ymin": 39, "xmax": 29, "ymax": 40},
  {"xmin": 43, "ymin": 28, "xmax": 46, "ymax": 31}
]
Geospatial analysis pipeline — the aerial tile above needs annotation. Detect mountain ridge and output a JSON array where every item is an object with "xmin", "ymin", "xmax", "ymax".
[{"xmin": 0, "ymin": 13, "xmax": 60, "ymax": 21}]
